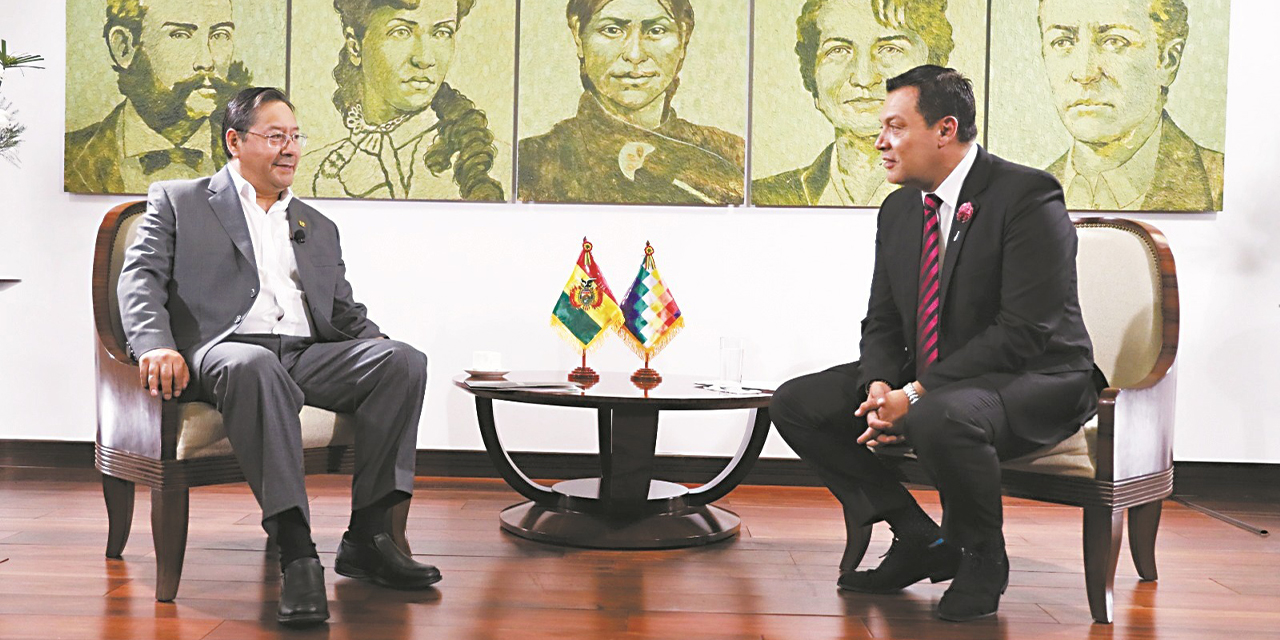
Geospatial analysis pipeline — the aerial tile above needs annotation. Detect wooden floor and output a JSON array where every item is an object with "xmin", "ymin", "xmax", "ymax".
[{"xmin": 0, "ymin": 471, "xmax": 1276, "ymax": 640}]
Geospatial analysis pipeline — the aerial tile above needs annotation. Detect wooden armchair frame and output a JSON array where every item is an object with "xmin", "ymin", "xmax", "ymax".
[
  {"xmin": 840, "ymin": 217, "xmax": 1179, "ymax": 624},
  {"xmin": 93, "ymin": 201, "xmax": 409, "ymax": 602}
]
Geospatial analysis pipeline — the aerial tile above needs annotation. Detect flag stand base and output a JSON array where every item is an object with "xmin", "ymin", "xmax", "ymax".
[
  {"xmin": 568, "ymin": 367, "xmax": 600, "ymax": 385},
  {"xmin": 630, "ymin": 367, "xmax": 662, "ymax": 390}
]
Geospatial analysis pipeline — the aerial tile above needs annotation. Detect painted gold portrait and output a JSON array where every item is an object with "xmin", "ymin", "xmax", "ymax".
[{"xmin": 516, "ymin": 0, "xmax": 749, "ymax": 206}]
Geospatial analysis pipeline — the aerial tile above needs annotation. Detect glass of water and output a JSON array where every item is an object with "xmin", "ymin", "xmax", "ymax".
[{"xmin": 720, "ymin": 337, "xmax": 744, "ymax": 389}]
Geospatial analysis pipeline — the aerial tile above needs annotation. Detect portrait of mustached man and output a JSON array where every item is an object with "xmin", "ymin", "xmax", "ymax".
[
  {"xmin": 66, "ymin": 0, "xmax": 254, "ymax": 194},
  {"xmin": 518, "ymin": 0, "xmax": 747, "ymax": 206},
  {"xmin": 302, "ymin": 0, "xmax": 509, "ymax": 201}
]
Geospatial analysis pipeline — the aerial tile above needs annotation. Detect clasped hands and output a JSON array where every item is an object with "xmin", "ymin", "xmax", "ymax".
[{"xmin": 854, "ymin": 380, "xmax": 918, "ymax": 448}]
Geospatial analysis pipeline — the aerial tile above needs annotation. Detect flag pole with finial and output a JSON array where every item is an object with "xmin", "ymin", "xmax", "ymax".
[
  {"xmin": 617, "ymin": 241, "xmax": 682, "ymax": 390},
  {"xmin": 550, "ymin": 237, "xmax": 621, "ymax": 388}
]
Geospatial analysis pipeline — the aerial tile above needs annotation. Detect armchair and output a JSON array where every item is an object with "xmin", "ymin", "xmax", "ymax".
[
  {"xmin": 92, "ymin": 201, "xmax": 411, "ymax": 602},
  {"xmin": 841, "ymin": 217, "xmax": 1179, "ymax": 624}
]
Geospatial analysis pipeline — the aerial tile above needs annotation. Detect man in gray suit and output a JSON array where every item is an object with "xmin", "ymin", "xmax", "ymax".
[{"xmin": 117, "ymin": 87, "xmax": 437, "ymax": 627}]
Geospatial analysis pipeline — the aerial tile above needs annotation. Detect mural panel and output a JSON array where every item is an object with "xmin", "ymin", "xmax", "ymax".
[
  {"xmin": 65, "ymin": 0, "xmax": 286, "ymax": 194},
  {"xmin": 988, "ymin": 0, "xmax": 1230, "ymax": 211},
  {"xmin": 291, "ymin": 0, "xmax": 515, "ymax": 201},
  {"xmin": 516, "ymin": 0, "xmax": 750, "ymax": 206},
  {"xmin": 750, "ymin": 0, "xmax": 989, "ymax": 208}
]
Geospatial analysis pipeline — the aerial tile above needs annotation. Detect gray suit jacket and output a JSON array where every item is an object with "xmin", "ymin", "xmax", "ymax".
[{"xmin": 117, "ymin": 166, "xmax": 383, "ymax": 375}]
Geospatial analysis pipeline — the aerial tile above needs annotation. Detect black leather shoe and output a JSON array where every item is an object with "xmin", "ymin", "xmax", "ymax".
[
  {"xmin": 938, "ymin": 543, "xmax": 1010, "ymax": 622},
  {"xmin": 277, "ymin": 557, "xmax": 329, "ymax": 627},
  {"xmin": 838, "ymin": 536, "xmax": 960, "ymax": 593},
  {"xmin": 335, "ymin": 532, "xmax": 442, "ymax": 590}
]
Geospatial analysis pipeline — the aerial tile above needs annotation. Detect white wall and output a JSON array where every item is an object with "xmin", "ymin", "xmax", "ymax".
[{"xmin": 1, "ymin": 1, "xmax": 1276, "ymax": 463}]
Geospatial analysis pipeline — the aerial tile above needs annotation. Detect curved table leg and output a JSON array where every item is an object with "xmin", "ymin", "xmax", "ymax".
[
  {"xmin": 686, "ymin": 408, "xmax": 772, "ymax": 507},
  {"xmin": 491, "ymin": 403, "xmax": 748, "ymax": 549},
  {"xmin": 475, "ymin": 397, "xmax": 556, "ymax": 503}
]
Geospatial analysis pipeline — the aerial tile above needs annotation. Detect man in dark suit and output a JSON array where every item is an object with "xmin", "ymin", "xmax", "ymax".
[
  {"xmin": 770, "ymin": 66, "xmax": 1100, "ymax": 622},
  {"xmin": 117, "ymin": 87, "xmax": 438, "ymax": 627}
]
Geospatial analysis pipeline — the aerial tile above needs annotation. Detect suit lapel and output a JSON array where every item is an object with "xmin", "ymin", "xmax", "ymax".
[
  {"xmin": 898, "ymin": 192, "xmax": 926, "ymax": 342},
  {"xmin": 800, "ymin": 144, "xmax": 833, "ymax": 205},
  {"xmin": 1141, "ymin": 112, "xmax": 1213, "ymax": 211},
  {"xmin": 207, "ymin": 167, "xmax": 256, "ymax": 266},
  {"xmin": 286, "ymin": 199, "xmax": 322, "ymax": 302},
  {"xmin": 938, "ymin": 147, "xmax": 993, "ymax": 310}
]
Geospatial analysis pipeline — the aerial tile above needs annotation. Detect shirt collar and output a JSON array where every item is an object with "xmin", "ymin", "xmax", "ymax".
[
  {"xmin": 822, "ymin": 148, "xmax": 896, "ymax": 207},
  {"xmin": 227, "ymin": 162, "xmax": 294, "ymax": 212},
  {"xmin": 119, "ymin": 100, "xmax": 211, "ymax": 158},
  {"xmin": 1062, "ymin": 119, "xmax": 1163, "ymax": 209},
  {"xmin": 344, "ymin": 103, "xmax": 440, "ymax": 150},
  {"xmin": 924, "ymin": 142, "xmax": 979, "ymax": 211}
]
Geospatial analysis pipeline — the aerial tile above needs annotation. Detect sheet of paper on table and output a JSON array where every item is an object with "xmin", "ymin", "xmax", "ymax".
[
  {"xmin": 463, "ymin": 380, "xmax": 583, "ymax": 391},
  {"xmin": 694, "ymin": 380, "xmax": 778, "ymax": 393}
]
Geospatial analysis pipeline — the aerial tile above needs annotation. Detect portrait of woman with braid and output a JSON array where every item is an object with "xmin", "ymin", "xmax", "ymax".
[
  {"xmin": 303, "ymin": 0, "xmax": 509, "ymax": 200},
  {"xmin": 517, "ymin": 0, "xmax": 746, "ymax": 206}
]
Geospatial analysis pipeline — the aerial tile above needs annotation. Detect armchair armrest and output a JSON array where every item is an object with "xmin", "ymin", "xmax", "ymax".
[
  {"xmin": 96, "ymin": 337, "xmax": 175, "ymax": 460},
  {"xmin": 1094, "ymin": 363, "xmax": 1178, "ymax": 482}
]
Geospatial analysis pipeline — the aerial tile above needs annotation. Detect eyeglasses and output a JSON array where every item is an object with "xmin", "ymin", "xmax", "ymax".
[{"xmin": 240, "ymin": 130, "xmax": 309, "ymax": 149}]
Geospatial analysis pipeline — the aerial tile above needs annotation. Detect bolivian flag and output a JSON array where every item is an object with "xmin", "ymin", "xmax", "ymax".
[
  {"xmin": 617, "ymin": 242, "xmax": 684, "ymax": 360},
  {"xmin": 551, "ymin": 238, "xmax": 623, "ymax": 352}
]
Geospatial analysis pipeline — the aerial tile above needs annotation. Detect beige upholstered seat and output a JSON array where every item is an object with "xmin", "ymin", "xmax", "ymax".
[
  {"xmin": 175, "ymin": 404, "xmax": 355, "ymax": 459},
  {"xmin": 1002, "ymin": 418, "xmax": 1098, "ymax": 478},
  {"xmin": 998, "ymin": 223, "xmax": 1169, "ymax": 481},
  {"xmin": 846, "ymin": 217, "xmax": 1179, "ymax": 624},
  {"xmin": 92, "ymin": 201, "xmax": 408, "ymax": 603},
  {"xmin": 102, "ymin": 204, "xmax": 355, "ymax": 462}
]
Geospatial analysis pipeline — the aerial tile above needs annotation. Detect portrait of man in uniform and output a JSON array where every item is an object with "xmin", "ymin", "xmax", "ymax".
[
  {"xmin": 300, "ymin": 0, "xmax": 510, "ymax": 201},
  {"xmin": 65, "ymin": 0, "xmax": 257, "ymax": 194},
  {"xmin": 517, "ymin": 0, "xmax": 747, "ymax": 206},
  {"xmin": 753, "ymin": 0, "xmax": 954, "ymax": 207},
  {"xmin": 1037, "ymin": 0, "xmax": 1224, "ymax": 210}
]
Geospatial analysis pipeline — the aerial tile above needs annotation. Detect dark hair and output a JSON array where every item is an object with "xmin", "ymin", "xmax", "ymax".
[
  {"xmin": 328, "ymin": 0, "xmax": 500, "ymax": 200},
  {"xmin": 424, "ymin": 83, "xmax": 505, "ymax": 201},
  {"xmin": 795, "ymin": 0, "xmax": 953, "ymax": 98},
  {"xmin": 565, "ymin": 0, "xmax": 695, "ymax": 98},
  {"xmin": 331, "ymin": 0, "xmax": 476, "ymax": 112},
  {"xmin": 1147, "ymin": 0, "xmax": 1190, "ymax": 53},
  {"xmin": 103, "ymin": 0, "xmax": 145, "ymax": 44},
  {"xmin": 221, "ymin": 87, "xmax": 294, "ymax": 159},
  {"xmin": 885, "ymin": 65, "xmax": 977, "ymax": 142}
]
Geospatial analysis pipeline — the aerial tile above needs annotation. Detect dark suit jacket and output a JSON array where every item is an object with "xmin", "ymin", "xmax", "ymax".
[
  {"xmin": 117, "ymin": 167, "xmax": 383, "ymax": 375},
  {"xmin": 518, "ymin": 93, "xmax": 745, "ymax": 205},
  {"xmin": 66, "ymin": 101, "xmax": 227, "ymax": 195},
  {"xmin": 1046, "ymin": 111, "xmax": 1224, "ymax": 211},
  {"xmin": 751, "ymin": 144, "xmax": 832, "ymax": 206},
  {"xmin": 858, "ymin": 147, "xmax": 1098, "ymax": 444},
  {"xmin": 65, "ymin": 102, "xmax": 128, "ymax": 194}
]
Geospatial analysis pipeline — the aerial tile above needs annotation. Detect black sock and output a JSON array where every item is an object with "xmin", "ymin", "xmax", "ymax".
[
  {"xmin": 882, "ymin": 502, "xmax": 942, "ymax": 543},
  {"xmin": 346, "ymin": 492, "xmax": 407, "ymax": 544},
  {"xmin": 269, "ymin": 507, "xmax": 318, "ymax": 571}
]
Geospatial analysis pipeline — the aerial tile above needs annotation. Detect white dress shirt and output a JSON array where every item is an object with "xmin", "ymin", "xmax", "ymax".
[
  {"xmin": 923, "ymin": 142, "xmax": 980, "ymax": 262},
  {"xmin": 226, "ymin": 163, "xmax": 312, "ymax": 337}
]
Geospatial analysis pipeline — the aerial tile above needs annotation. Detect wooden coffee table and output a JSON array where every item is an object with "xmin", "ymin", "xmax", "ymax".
[{"xmin": 453, "ymin": 371, "xmax": 773, "ymax": 549}]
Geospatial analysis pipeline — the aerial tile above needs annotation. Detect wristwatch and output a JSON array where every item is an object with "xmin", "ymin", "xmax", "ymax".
[{"xmin": 902, "ymin": 382, "xmax": 920, "ymax": 404}]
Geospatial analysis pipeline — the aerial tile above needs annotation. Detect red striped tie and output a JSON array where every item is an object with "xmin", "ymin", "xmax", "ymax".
[{"xmin": 916, "ymin": 194, "xmax": 943, "ymax": 376}]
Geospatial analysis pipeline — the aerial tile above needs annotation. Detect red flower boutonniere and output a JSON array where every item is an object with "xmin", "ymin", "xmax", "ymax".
[{"xmin": 956, "ymin": 201, "xmax": 976, "ymax": 224}]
